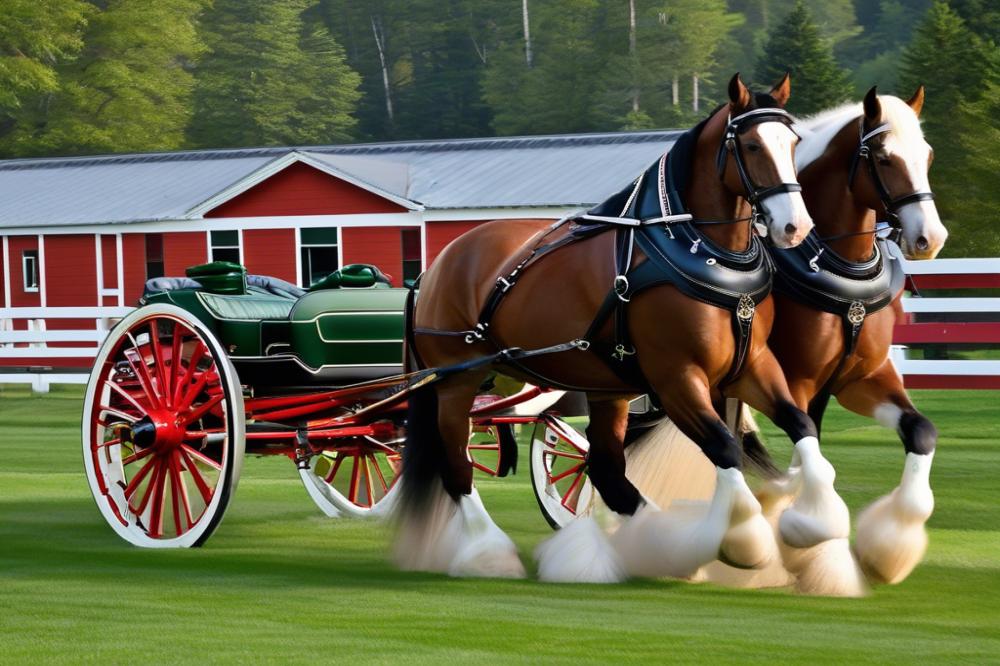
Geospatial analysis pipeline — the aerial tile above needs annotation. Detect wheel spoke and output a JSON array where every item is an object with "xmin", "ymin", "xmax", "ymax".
[
  {"xmin": 147, "ymin": 462, "xmax": 168, "ymax": 538},
  {"xmin": 97, "ymin": 406, "xmax": 137, "ymax": 424},
  {"xmin": 106, "ymin": 380, "xmax": 152, "ymax": 416},
  {"xmin": 348, "ymin": 455, "xmax": 361, "ymax": 505},
  {"xmin": 169, "ymin": 321, "xmax": 182, "ymax": 401},
  {"xmin": 168, "ymin": 452, "xmax": 192, "ymax": 535},
  {"xmin": 121, "ymin": 446, "xmax": 154, "ymax": 466},
  {"xmin": 179, "ymin": 448, "xmax": 215, "ymax": 505},
  {"xmin": 369, "ymin": 453, "xmax": 389, "ymax": 493},
  {"xmin": 323, "ymin": 454, "xmax": 344, "ymax": 484},
  {"xmin": 172, "ymin": 340, "xmax": 207, "ymax": 408},
  {"xmin": 177, "ymin": 364, "xmax": 216, "ymax": 413},
  {"xmin": 148, "ymin": 322, "xmax": 171, "ymax": 409},
  {"xmin": 549, "ymin": 462, "xmax": 584, "ymax": 484},
  {"xmin": 131, "ymin": 459, "xmax": 162, "ymax": 517},
  {"xmin": 125, "ymin": 332, "xmax": 163, "ymax": 409},
  {"xmin": 362, "ymin": 455, "xmax": 374, "ymax": 507},
  {"xmin": 560, "ymin": 469, "xmax": 586, "ymax": 513},
  {"xmin": 543, "ymin": 447, "xmax": 585, "ymax": 461},
  {"xmin": 182, "ymin": 393, "xmax": 224, "ymax": 426},
  {"xmin": 91, "ymin": 437, "xmax": 121, "ymax": 452},
  {"xmin": 180, "ymin": 444, "xmax": 223, "ymax": 471},
  {"xmin": 123, "ymin": 455, "xmax": 157, "ymax": 500}
]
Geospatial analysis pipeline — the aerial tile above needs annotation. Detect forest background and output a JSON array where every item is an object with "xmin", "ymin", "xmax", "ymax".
[{"xmin": 1, "ymin": 0, "xmax": 997, "ymax": 255}]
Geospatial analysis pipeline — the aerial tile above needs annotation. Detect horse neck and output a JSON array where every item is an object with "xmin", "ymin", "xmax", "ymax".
[
  {"xmin": 800, "ymin": 119, "xmax": 877, "ymax": 262},
  {"xmin": 684, "ymin": 108, "xmax": 753, "ymax": 252}
]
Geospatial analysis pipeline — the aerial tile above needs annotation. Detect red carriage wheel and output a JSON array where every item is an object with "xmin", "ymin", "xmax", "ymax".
[
  {"xmin": 82, "ymin": 304, "xmax": 245, "ymax": 547},
  {"xmin": 529, "ymin": 414, "xmax": 595, "ymax": 529}
]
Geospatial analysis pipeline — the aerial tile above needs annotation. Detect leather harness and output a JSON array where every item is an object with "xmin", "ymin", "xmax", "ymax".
[{"xmin": 413, "ymin": 106, "xmax": 795, "ymax": 392}]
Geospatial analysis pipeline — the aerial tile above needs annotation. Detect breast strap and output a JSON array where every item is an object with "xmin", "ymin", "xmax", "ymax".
[{"xmin": 768, "ymin": 230, "xmax": 906, "ymax": 357}]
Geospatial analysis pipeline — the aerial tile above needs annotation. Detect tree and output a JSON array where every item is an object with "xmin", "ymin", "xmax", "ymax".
[
  {"xmin": 899, "ymin": 1, "xmax": 1000, "ymax": 256},
  {"xmin": 0, "ymin": 0, "xmax": 93, "ymax": 154},
  {"xmin": 189, "ymin": 0, "xmax": 361, "ymax": 148},
  {"xmin": 757, "ymin": 1, "xmax": 853, "ymax": 115},
  {"xmin": 3, "ymin": 0, "xmax": 208, "ymax": 157}
]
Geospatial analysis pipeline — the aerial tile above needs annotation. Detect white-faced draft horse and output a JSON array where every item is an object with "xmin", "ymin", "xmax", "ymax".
[
  {"xmin": 629, "ymin": 86, "xmax": 947, "ymax": 595},
  {"xmin": 394, "ymin": 74, "xmax": 838, "ymax": 583},
  {"xmin": 765, "ymin": 85, "xmax": 947, "ymax": 588}
]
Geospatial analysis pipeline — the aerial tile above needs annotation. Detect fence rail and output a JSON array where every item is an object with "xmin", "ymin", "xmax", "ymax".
[{"xmin": 1, "ymin": 256, "xmax": 998, "ymax": 391}]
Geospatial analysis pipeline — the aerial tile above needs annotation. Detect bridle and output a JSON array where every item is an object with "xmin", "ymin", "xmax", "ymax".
[
  {"xmin": 716, "ymin": 107, "xmax": 802, "ymax": 214},
  {"xmin": 847, "ymin": 119, "xmax": 935, "ymax": 234}
]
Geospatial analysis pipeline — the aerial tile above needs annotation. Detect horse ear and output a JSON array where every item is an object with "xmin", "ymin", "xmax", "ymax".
[
  {"xmin": 863, "ymin": 86, "xmax": 882, "ymax": 122},
  {"xmin": 728, "ymin": 73, "xmax": 752, "ymax": 112},
  {"xmin": 907, "ymin": 85, "xmax": 925, "ymax": 117},
  {"xmin": 769, "ymin": 72, "xmax": 791, "ymax": 108}
]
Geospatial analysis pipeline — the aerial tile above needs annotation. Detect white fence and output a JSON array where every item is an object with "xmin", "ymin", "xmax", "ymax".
[
  {"xmin": 1, "ymin": 256, "xmax": 998, "ymax": 392},
  {"xmin": 0, "ymin": 306, "xmax": 133, "ymax": 392}
]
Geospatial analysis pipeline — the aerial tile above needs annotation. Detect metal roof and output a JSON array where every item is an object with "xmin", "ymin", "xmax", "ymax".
[{"xmin": 0, "ymin": 130, "xmax": 681, "ymax": 229}]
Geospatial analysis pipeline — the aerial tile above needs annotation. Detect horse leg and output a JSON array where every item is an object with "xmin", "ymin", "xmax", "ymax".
[
  {"xmin": 611, "ymin": 369, "xmax": 772, "ymax": 579},
  {"xmin": 835, "ymin": 361, "xmax": 936, "ymax": 584},
  {"xmin": 395, "ymin": 370, "xmax": 526, "ymax": 578},
  {"xmin": 534, "ymin": 397, "xmax": 634, "ymax": 583},
  {"xmin": 729, "ymin": 348, "xmax": 866, "ymax": 597},
  {"xmin": 729, "ymin": 348, "xmax": 851, "ymax": 549}
]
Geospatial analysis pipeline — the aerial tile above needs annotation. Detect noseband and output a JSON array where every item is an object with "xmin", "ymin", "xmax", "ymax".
[
  {"xmin": 847, "ymin": 119, "xmax": 935, "ymax": 233},
  {"xmin": 716, "ymin": 107, "xmax": 802, "ymax": 211}
]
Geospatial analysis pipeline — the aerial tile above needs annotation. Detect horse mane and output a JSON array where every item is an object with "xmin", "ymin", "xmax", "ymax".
[{"xmin": 795, "ymin": 96, "xmax": 926, "ymax": 170}]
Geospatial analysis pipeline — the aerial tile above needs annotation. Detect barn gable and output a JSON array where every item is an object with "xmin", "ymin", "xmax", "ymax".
[{"xmin": 194, "ymin": 152, "xmax": 420, "ymax": 218}]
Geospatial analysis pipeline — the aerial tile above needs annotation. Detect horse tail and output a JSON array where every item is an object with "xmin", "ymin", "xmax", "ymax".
[
  {"xmin": 399, "ymin": 276, "xmax": 447, "ymax": 514},
  {"xmin": 736, "ymin": 403, "xmax": 780, "ymax": 479}
]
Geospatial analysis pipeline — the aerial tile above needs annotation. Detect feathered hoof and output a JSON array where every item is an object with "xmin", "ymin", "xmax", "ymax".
[
  {"xmin": 779, "ymin": 485, "xmax": 851, "ymax": 549},
  {"xmin": 393, "ymin": 486, "xmax": 464, "ymax": 573},
  {"xmin": 854, "ymin": 491, "xmax": 930, "ymax": 585},
  {"xmin": 719, "ymin": 511, "xmax": 779, "ymax": 570},
  {"xmin": 534, "ymin": 516, "xmax": 626, "ymax": 583},
  {"xmin": 610, "ymin": 501, "xmax": 716, "ymax": 580},
  {"xmin": 785, "ymin": 538, "xmax": 869, "ymax": 598},
  {"xmin": 449, "ymin": 524, "xmax": 526, "ymax": 579}
]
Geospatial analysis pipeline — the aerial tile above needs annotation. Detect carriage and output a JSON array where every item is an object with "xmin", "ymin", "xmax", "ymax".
[{"xmin": 82, "ymin": 260, "xmax": 593, "ymax": 547}]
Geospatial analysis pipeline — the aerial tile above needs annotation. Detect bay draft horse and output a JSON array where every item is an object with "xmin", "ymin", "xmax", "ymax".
[
  {"xmin": 394, "ymin": 74, "xmax": 837, "ymax": 583},
  {"xmin": 766, "ymin": 85, "xmax": 947, "ymax": 586},
  {"xmin": 630, "ymin": 86, "xmax": 947, "ymax": 595}
]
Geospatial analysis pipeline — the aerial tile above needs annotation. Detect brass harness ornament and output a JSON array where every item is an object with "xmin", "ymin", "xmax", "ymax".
[
  {"xmin": 847, "ymin": 300, "xmax": 867, "ymax": 326},
  {"xmin": 736, "ymin": 294, "xmax": 755, "ymax": 322}
]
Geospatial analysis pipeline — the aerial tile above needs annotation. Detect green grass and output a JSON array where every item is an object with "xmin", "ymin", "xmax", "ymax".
[{"xmin": 1, "ymin": 384, "xmax": 999, "ymax": 664}]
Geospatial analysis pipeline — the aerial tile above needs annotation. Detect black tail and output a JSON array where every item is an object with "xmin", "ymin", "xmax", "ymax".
[
  {"xmin": 399, "ymin": 381, "xmax": 449, "ymax": 515},
  {"xmin": 740, "ymin": 429, "xmax": 780, "ymax": 479}
]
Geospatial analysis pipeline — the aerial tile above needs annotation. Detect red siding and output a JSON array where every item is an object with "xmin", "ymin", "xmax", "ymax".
[
  {"xmin": 122, "ymin": 233, "xmax": 147, "ymax": 305},
  {"xmin": 101, "ymin": 234, "xmax": 118, "ymax": 289},
  {"xmin": 243, "ymin": 228, "xmax": 296, "ymax": 282},
  {"xmin": 426, "ymin": 221, "xmax": 482, "ymax": 266},
  {"xmin": 0, "ymin": 237, "xmax": 6, "ymax": 307},
  {"xmin": 206, "ymin": 162, "xmax": 407, "ymax": 217},
  {"xmin": 163, "ymin": 232, "xmax": 207, "ymax": 278},
  {"xmin": 7, "ymin": 236, "xmax": 40, "ymax": 307},
  {"xmin": 46, "ymin": 235, "xmax": 97, "ymax": 307},
  {"xmin": 341, "ymin": 227, "xmax": 405, "ymax": 287}
]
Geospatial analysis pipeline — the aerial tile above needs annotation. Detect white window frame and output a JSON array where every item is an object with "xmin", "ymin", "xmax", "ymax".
[
  {"xmin": 299, "ymin": 227, "xmax": 340, "ymax": 287},
  {"xmin": 22, "ymin": 250, "xmax": 39, "ymax": 293},
  {"xmin": 208, "ymin": 229, "xmax": 243, "ymax": 265}
]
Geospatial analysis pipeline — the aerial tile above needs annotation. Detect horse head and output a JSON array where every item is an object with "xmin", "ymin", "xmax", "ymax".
[
  {"xmin": 718, "ymin": 73, "xmax": 813, "ymax": 248},
  {"xmin": 851, "ymin": 86, "xmax": 947, "ymax": 259}
]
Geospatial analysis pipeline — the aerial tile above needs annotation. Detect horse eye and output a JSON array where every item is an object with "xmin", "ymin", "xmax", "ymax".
[
  {"xmin": 745, "ymin": 143, "xmax": 761, "ymax": 153},
  {"xmin": 878, "ymin": 157, "xmax": 892, "ymax": 166}
]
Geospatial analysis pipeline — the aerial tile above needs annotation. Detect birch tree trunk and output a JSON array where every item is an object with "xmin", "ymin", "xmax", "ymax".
[
  {"xmin": 692, "ymin": 74, "xmax": 699, "ymax": 113},
  {"xmin": 522, "ymin": 0, "xmax": 533, "ymax": 67},
  {"xmin": 672, "ymin": 75, "xmax": 679, "ymax": 106},
  {"xmin": 371, "ymin": 15, "xmax": 394, "ymax": 124},
  {"xmin": 629, "ymin": 0, "xmax": 638, "ymax": 113}
]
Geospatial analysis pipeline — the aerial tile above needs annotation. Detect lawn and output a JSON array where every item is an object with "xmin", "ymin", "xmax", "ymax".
[{"xmin": 1, "ymin": 384, "xmax": 999, "ymax": 663}]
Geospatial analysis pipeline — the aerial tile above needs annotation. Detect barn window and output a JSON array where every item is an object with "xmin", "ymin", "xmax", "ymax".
[
  {"xmin": 401, "ymin": 228, "xmax": 421, "ymax": 285},
  {"xmin": 145, "ymin": 234, "xmax": 164, "ymax": 279},
  {"xmin": 22, "ymin": 250, "xmax": 39, "ymax": 292},
  {"xmin": 299, "ymin": 227, "xmax": 339, "ymax": 287},
  {"xmin": 210, "ymin": 230, "xmax": 241, "ymax": 265}
]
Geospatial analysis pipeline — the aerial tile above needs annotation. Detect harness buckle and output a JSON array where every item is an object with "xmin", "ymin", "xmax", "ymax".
[
  {"xmin": 574, "ymin": 339, "xmax": 591, "ymax": 351},
  {"xmin": 613, "ymin": 275, "xmax": 630, "ymax": 302},
  {"xmin": 496, "ymin": 276, "xmax": 513, "ymax": 292},
  {"xmin": 464, "ymin": 323, "xmax": 488, "ymax": 344},
  {"xmin": 613, "ymin": 344, "xmax": 636, "ymax": 361},
  {"xmin": 808, "ymin": 248, "xmax": 825, "ymax": 273},
  {"xmin": 689, "ymin": 238, "xmax": 701, "ymax": 254}
]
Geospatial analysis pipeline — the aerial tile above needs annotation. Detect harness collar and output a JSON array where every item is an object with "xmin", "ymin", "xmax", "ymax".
[{"xmin": 847, "ymin": 118, "xmax": 935, "ymax": 233}]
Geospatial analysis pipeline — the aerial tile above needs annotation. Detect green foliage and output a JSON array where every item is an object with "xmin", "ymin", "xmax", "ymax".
[
  {"xmin": 757, "ymin": 1, "xmax": 853, "ymax": 114},
  {"xmin": 188, "ymin": 0, "xmax": 361, "ymax": 148},
  {"xmin": 900, "ymin": 1, "xmax": 1000, "ymax": 257},
  {"xmin": 27, "ymin": 0, "xmax": 208, "ymax": 156}
]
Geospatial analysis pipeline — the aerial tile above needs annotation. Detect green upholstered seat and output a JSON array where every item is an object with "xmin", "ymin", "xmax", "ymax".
[{"xmin": 198, "ymin": 292, "xmax": 295, "ymax": 321}]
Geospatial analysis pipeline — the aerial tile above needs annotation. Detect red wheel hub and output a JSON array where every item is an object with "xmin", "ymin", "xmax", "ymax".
[{"xmin": 131, "ymin": 412, "xmax": 186, "ymax": 453}]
